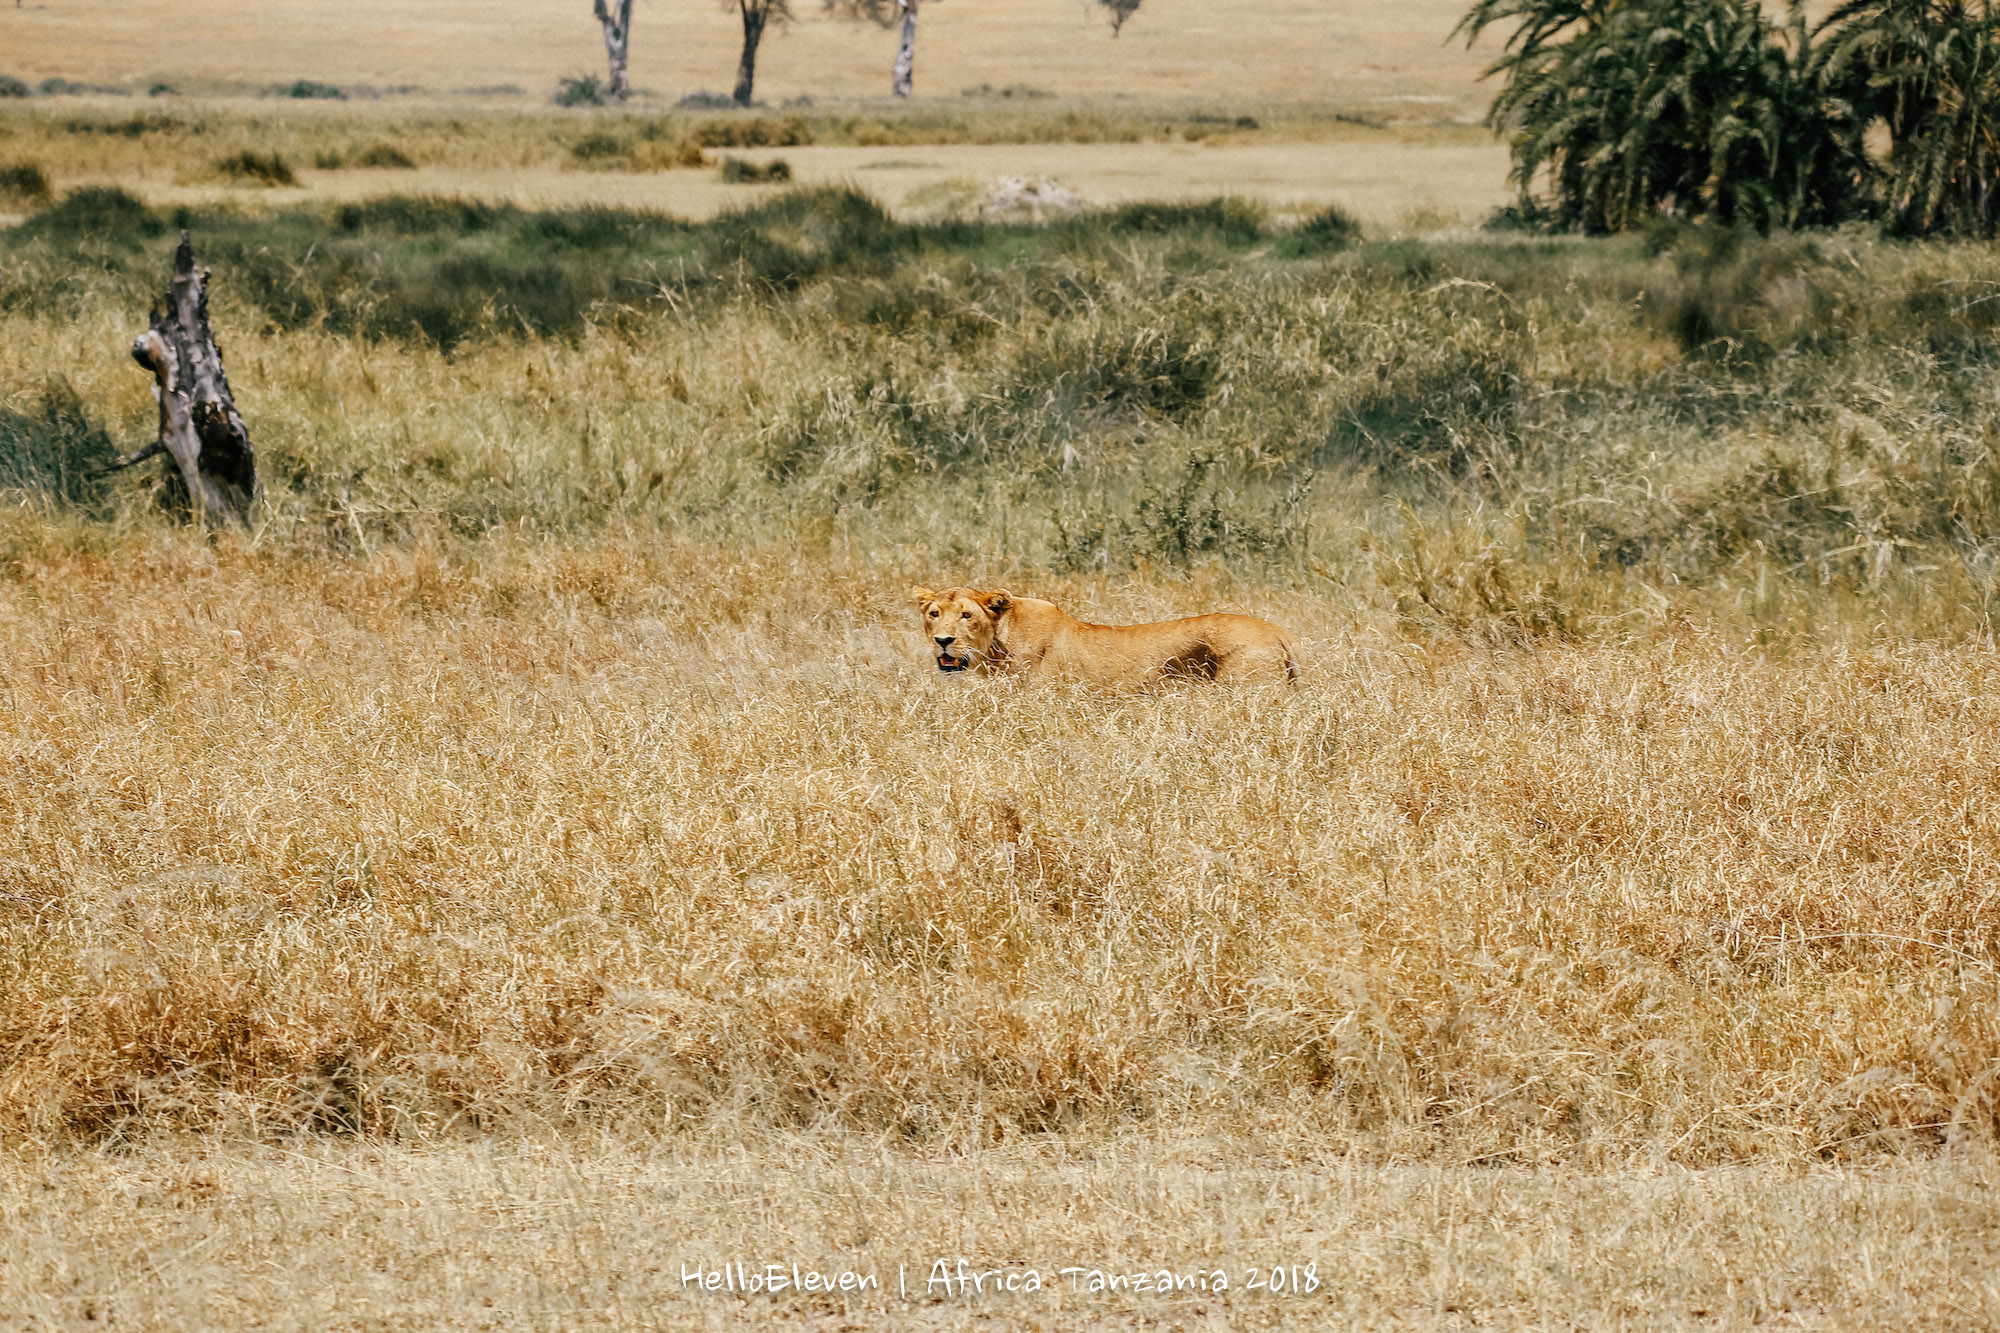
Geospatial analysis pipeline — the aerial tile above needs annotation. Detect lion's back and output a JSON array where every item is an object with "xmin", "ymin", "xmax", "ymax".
[{"xmin": 1049, "ymin": 611, "xmax": 1294, "ymax": 682}]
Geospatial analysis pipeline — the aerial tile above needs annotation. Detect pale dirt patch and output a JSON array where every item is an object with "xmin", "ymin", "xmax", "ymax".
[{"xmin": 0, "ymin": 0, "xmax": 1493, "ymax": 111}]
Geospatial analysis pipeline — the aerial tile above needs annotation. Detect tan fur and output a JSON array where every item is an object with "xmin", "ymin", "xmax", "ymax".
[{"xmin": 910, "ymin": 586, "xmax": 1297, "ymax": 685}]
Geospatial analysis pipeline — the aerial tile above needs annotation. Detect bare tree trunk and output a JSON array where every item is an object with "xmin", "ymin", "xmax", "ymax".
[
  {"xmin": 891, "ymin": 0, "xmax": 918, "ymax": 98},
  {"xmin": 594, "ymin": 0, "xmax": 634, "ymax": 102},
  {"xmin": 117, "ymin": 232, "xmax": 257, "ymax": 526},
  {"xmin": 735, "ymin": 4, "xmax": 770, "ymax": 106}
]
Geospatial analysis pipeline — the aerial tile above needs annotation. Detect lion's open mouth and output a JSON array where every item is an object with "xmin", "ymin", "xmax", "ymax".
[{"xmin": 936, "ymin": 652, "xmax": 970, "ymax": 673}]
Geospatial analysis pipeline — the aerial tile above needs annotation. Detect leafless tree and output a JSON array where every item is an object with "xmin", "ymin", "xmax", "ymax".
[
  {"xmin": 593, "ymin": 0, "xmax": 635, "ymax": 101},
  {"xmin": 731, "ymin": 0, "xmax": 795, "ymax": 107},
  {"xmin": 1099, "ymin": 0, "xmax": 1142, "ymax": 38},
  {"xmin": 826, "ymin": 0, "xmax": 935, "ymax": 98}
]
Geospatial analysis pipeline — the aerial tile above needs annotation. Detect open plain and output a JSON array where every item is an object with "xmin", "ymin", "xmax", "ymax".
[{"xmin": 3, "ymin": 2, "xmax": 2000, "ymax": 1329}]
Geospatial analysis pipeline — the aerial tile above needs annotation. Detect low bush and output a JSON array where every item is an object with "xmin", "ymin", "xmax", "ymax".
[
  {"xmin": 0, "ymin": 380, "xmax": 119, "ymax": 512},
  {"xmin": 61, "ymin": 112, "xmax": 185, "ymax": 138},
  {"xmin": 11, "ymin": 186, "xmax": 164, "ymax": 245},
  {"xmin": 718, "ymin": 156, "xmax": 792, "ymax": 183},
  {"xmin": 352, "ymin": 143, "xmax": 416, "ymax": 169},
  {"xmin": 0, "ymin": 76, "xmax": 28, "ymax": 100},
  {"xmin": 1096, "ymin": 198, "xmax": 1266, "ymax": 245},
  {"xmin": 554, "ymin": 75, "xmax": 606, "ymax": 108},
  {"xmin": 214, "ymin": 151, "xmax": 298, "ymax": 187},
  {"xmin": 1275, "ymin": 204, "xmax": 1362, "ymax": 257},
  {"xmin": 275, "ymin": 79, "xmax": 344, "ymax": 100},
  {"xmin": 39, "ymin": 77, "xmax": 125, "ymax": 96},
  {"xmin": 690, "ymin": 115, "xmax": 812, "ymax": 148},
  {"xmin": 0, "ymin": 163, "xmax": 52, "ymax": 207},
  {"xmin": 568, "ymin": 133, "xmax": 629, "ymax": 165}
]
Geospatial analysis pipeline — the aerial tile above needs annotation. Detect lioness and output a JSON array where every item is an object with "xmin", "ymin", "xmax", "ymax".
[{"xmin": 911, "ymin": 586, "xmax": 1296, "ymax": 685}]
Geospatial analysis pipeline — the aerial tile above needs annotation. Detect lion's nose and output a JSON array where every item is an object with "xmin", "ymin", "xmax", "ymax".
[{"xmin": 934, "ymin": 635, "xmax": 955, "ymax": 648}]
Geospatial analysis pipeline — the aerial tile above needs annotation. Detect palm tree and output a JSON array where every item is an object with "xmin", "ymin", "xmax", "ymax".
[
  {"xmin": 1817, "ymin": 0, "xmax": 2000, "ymax": 235},
  {"xmin": 1460, "ymin": 0, "xmax": 1865, "ymax": 231}
]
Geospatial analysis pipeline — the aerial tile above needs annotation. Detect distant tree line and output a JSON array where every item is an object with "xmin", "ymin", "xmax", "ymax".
[{"xmin": 1460, "ymin": 0, "xmax": 2000, "ymax": 237}]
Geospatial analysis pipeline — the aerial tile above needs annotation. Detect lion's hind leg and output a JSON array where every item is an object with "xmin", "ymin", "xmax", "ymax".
[
  {"xmin": 1214, "ymin": 639, "xmax": 1295, "ymax": 685},
  {"xmin": 1160, "ymin": 638, "xmax": 1223, "ymax": 681}
]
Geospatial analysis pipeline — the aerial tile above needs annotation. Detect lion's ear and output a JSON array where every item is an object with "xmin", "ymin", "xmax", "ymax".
[
  {"xmin": 910, "ymin": 586, "xmax": 937, "ymax": 606},
  {"xmin": 985, "ymin": 590, "xmax": 1012, "ymax": 616}
]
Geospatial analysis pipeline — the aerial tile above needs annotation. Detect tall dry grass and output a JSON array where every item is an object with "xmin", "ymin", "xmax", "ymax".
[
  {"xmin": 1, "ymin": 184, "xmax": 1998, "ymax": 1147},
  {"xmin": 1, "ymin": 534, "xmax": 1997, "ymax": 1163},
  {"xmin": 4, "ymin": 170, "xmax": 2000, "ymax": 1332}
]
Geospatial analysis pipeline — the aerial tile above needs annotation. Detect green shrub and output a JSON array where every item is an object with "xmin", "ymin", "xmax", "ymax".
[
  {"xmin": 1008, "ymin": 321, "xmax": 1221, "ymax": 421},
  {"xmin": 569, "ymin": 133, "xmax": 629, "ymax": 164},
  {"xmin": 1097, "ymin": 198, "xmax": 1266, "ymax": 245},
  {"xmin": 14, "ymin": 187, "xmax": 165, "ymax": 245},
  {"xmin": 0, "ymin": 380, "xmax": 119, "ymax": 512},
  {"xmin": 0, "ymin": 163, "xmax": 52, "ymax": 206},
  {"xmin": 1050, "ymin": 452, "xmax": 1313, "ymax": 573},
  {"xmin": 39, "ymin": 78, "xmax": 124, "ymax": 96},
  {"xmin": 554, "ymin": 75, "xmax": 606, "ymax": 108},
  {"xmin": 61, "ymin": 112, "xmax": 185, "ymax": 138},
  {"xmin": 0, "ymin": 76, "xmax": 28, "ymax": 100},
  {"xmin": 334, "ymin": 196, "xmax": 507, "ymax": 234},
  {"xmin": 1641, "ymin": 221, "xmax": 1835, "ymax": 356},
  {"xmin": 215, "ymin": 151, "xmax": 298, "ymax": 187},
  {"xmin": 690, "ymin": 116, "xmax": 812, "ymax": 148},
  {"xmin": 276, "ymin": 79, "xmax": 344, "ymax": 100},
  {"xmin": 353, "ymin": 143, "xmax": 416, "ymax": 169},
  {"xmin": 718, "ymin": 156, "xmax": 793, "ymax": 183},
  {"xmin": 1275, "ymin": 204, "xmax": 1361, "ymax": 257}
]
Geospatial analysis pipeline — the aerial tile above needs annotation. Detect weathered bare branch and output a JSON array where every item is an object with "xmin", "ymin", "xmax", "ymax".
[{"xmin": 94, "ymin": 440, "xmax": 168, "ymax": 476}]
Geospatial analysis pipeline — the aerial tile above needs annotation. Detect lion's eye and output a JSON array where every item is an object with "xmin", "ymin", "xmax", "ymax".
[
  {"xmin": 960, "ymin": 611, "xmax": 970, "ymax": 619},
  {"xmin": 927, "ymin": 609, "xmax": 936, "ymax": 617}
]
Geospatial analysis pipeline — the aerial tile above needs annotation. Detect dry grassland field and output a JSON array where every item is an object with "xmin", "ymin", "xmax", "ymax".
[
  {"xmin": 2, "ymin": 2, "xmax": 2000, "ymax": 1330},
  {"xmin": 0, "ymin": 0, "xmax": 1511, "ymax": 228},
  {"xmin": 0, "ymin": 0, "xmax": 1491, "ymax": 109}
]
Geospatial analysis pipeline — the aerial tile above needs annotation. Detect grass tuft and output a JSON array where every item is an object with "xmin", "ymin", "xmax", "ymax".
[
  {"xmin": 213, "ymin": 150, "xmax": 299, "ymax": 186},
  {"xmin": 0, "ymin": 162, "xmax": 52, "ymax": 207},
  {"xmin": 274, "ymin": 79, "xmax": 345, "ymax": 101},
  {"xmin": 717, "ymin": 155, "xmax": 793, "ymax": 183}
]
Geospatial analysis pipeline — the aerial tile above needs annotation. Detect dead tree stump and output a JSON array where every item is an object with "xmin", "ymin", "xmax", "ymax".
[{"xmin": 117, "ymin": 231, "xmax": 257, "ymax": 525}]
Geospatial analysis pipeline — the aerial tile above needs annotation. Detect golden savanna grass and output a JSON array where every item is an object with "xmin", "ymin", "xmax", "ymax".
[
  {"xmin": 0, "ymin": 100, "xmax": 1509, "ymax": 229},
  {"xmin": 7, "ymin": 86, "xmax": 2000, "ymax": 1326},
  {"xmin": 5, "ymin": 535, "xmax": 1999, "ymax": 1158},
  {"xmin": 0, "ymin": 0, "xmax": 1513, "ymax": 228},
  {"xmin": 4, "ymin": 534, "xmax": 2000, "ymax": 1327}
]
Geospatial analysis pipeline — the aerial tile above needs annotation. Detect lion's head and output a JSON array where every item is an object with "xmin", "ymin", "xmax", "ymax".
[{"xmin": 910, "ymin": 586, "xmax": 1012, "ymax": 673}]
